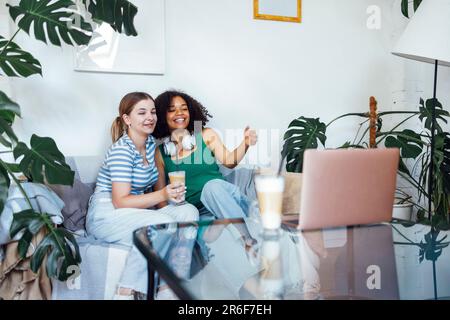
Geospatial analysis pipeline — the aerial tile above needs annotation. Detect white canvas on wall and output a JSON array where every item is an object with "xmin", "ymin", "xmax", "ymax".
[
  {"xmin": 259, "ymin": 0, "xmax": 298, "ymax": 17},
  {"xmin": 74, "ymin": 0, "xmax": 165, "ymax": 75}
]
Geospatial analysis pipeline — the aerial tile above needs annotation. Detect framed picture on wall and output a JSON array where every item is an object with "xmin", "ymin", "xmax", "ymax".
[
  {"xmin": 253, "ymin": 0, "xmax": 302, "ymax": 23},
  {"xmin": 74, "ymin": 0, "xmax": 165, "ymax": 75}
]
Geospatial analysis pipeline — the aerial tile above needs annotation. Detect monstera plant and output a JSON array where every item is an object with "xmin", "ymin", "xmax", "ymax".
[
  {"xmin": 401, "ymin": 0, "xmax": 422, "ymax": 18},
  {"xmin": 281, "ymin": 96, "xmax": 450, "ymax": 226},
  {"xmin": 0, "ymin": 0, "xmax": 139, "ymax": 281}
]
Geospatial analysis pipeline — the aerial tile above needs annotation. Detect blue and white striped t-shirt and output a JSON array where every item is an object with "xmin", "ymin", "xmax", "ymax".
[{"xmin": 95, "ymin": 133, "xmax": 159, "ymax": 195}]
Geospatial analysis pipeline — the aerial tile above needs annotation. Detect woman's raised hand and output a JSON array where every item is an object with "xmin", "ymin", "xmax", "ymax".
[
  {"xmin": 164, "ymin": 182, "xmax": 186, "ymax": 203},
  {"xmin": 244, "ymin": 126, "xmax": 258, "ymax": 147}
]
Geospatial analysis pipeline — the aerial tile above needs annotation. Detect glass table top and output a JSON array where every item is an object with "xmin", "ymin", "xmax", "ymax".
[{"xmin": 134, "ymin": 217, "xmax": 450, "ymax": 300}]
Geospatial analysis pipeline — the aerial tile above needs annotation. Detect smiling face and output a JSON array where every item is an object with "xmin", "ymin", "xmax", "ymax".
[
  {"xmin": 123, "ymin": 99, "xmax": 157, "ymax": 136},
  {"xmin": 166, "ymin": 96, "xmax": 190, "ymax": 131}
]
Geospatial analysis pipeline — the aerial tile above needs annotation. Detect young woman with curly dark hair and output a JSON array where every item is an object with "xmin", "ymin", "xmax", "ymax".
[{"xmin": 153, "ymin": 90, "xmax": 258, "ymax": 248}]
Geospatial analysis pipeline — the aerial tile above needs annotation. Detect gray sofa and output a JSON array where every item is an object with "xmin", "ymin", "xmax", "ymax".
[{"xmin": 50, "ymin": 156, "xmax": 257, "ymax": 299}]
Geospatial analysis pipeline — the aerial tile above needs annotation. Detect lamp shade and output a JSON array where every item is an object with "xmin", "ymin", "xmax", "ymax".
[{"xmin": 392, "ymin": 0, "xmax": 450, "ymax": 66}]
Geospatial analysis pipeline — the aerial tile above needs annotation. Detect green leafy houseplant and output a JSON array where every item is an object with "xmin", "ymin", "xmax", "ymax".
[
  {"xmin": 281, "ymin": 96, "xmax": 450, "ymax": 227},
  {"xmin": 280, "ymin": 1, "xmax": 449, "ymax": 226},
  {"xmin": 401, "ymin": 0, "xmax": 422, "ymax": 18},
  {"xmin": 0, "ymin": 0, "xmax": 138, "ymax": 281}
]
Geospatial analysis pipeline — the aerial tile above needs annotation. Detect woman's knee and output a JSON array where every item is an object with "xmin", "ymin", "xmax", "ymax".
[
  {"xmin": 201, "ymin": 179, "xmax": 231, "ymax": 201},
  {"xmin": 172, "ymin": 203, "xmax": 199, "ymax": 222}
]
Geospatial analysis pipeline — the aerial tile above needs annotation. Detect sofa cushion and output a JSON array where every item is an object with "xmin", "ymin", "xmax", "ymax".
[
  {"xmin": 47, "ymin": 156, "xmax": 104, "ymax": 232},
  {"xmin": 48, "ymin": 180, "xmax": 94, "ymax": 232}
]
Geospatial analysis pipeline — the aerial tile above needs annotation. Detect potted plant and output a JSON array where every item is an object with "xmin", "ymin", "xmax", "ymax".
[
  {"xmin": 281, "ymin": 96, "xmax": 450, "ymax": 227},
  {"xmin": 393, "ymin": 191, "xmax": 413, "ymax": 221},
  {"xmin": 0, "ymin": 0, "xmax": 139, "ymax": 282}
]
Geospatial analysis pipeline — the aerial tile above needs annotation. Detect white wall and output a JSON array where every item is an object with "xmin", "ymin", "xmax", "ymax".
[{"xmin": 4, "ymin": 0, "xmax": 450, "ymax": 167}]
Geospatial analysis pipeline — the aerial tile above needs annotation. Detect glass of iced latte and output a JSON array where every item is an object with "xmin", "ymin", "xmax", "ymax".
[
  {"xmin": 254, "ymin": 173, "xmax": 285, "ymax": 230},
  {"xmin": 168, "ymin": 171, "xmax": 186, "ymax": 205}
]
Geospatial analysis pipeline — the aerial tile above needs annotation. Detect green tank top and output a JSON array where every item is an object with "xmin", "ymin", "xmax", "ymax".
[{"xmin": 160, "ymin": 132, "xmax": 224, "ymax": 208}]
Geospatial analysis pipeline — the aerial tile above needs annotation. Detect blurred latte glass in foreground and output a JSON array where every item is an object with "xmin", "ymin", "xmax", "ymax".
[
  {"xmin": 254, "ymin": 174, "xmax": 285, "ymax": 230},
  {"xmin": 260, "ymin": 232, "xmax": 284, "ymax": 299}
]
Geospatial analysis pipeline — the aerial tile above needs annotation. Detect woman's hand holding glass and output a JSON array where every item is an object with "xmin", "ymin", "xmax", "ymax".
[{"xmin": 165, "ymin": 182, "xmax": 186, "ymax": 204}]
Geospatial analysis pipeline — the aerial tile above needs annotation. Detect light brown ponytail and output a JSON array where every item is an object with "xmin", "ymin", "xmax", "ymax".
[
  {"xmin": 110, "ymin": 92, "xmax": 155, "ymax": 143},
  {"xmin": 111, "ymin": 116, "xmax": 125, "ymax": 143}
]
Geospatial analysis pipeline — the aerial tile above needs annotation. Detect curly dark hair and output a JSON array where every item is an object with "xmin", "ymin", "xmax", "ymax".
[{"xmin": 153, "ymin": 90, "xmax": 213, "ymax": 139}]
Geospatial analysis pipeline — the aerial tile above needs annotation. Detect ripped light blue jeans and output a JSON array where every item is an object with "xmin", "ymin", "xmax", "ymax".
[{"xmin": 199, "ymin": 179, "xmax": 252, "ymax": 240}]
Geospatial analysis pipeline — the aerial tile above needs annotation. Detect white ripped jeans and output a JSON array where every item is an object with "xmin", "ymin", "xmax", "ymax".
[{"xmin": 86, "ymin": 192, "xmax": 199, "ymax": 294}]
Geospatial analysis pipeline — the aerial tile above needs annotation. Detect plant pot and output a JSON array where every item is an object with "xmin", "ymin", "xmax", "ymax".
[{"xmin": 392, "ymin": 203, "xmax": 413, "ymax": 221}]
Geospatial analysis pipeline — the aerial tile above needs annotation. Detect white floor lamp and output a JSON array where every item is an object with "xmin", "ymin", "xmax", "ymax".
[{"xmin": 392, "ymin": 0, "xmax": 450, "ymax": 217}]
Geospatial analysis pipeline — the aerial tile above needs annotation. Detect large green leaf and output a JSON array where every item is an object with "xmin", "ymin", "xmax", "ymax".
[
  {"xmin": 401, "ymin": 0, "xmax": 409, "ymax": 18},
  {"xmin": 0, "ymin": 164, "xmax": 10, "ymax": 215},
  {"xmin": 401, "ymin": 0, "xmax": 422, "ymax": 18},
  {"xmin": 385, "ymin": 129, "xmax": 423, "ymax": 159},
  {"xmin": 31, "ymin": 228, "xmax": 80, "ymax": 280},
  {"xmin": 417, "ymin": 133, "xmax": 450, "ymax": 218},
  {"xmin": 419, "ymin": 98, "xmax": 449, "ymax": 133},
  {"xmin": 414, "ymin": 0, "xmax": 423, "ymax": 12},
  {"xmin": 7, "ymin": 0, "xmax": 93, "ymax": 47},
  {"xmin": 44, "ymin": 228, "xmax": 81, "ymax": 280},
  {"xmin": 82, "ymin": 0, "xmax": 138, "ymax": 36},
  {"xmin": 10, "ymin": 210, "xmax": 81, "ymax": 280},
  {"xmin": 436, "ymin": 133, "xmax": 450, "ymax": 195},
  {"xmin": 0, "ymin": 117, "xmax": 18, "ymax": 148},
  {"xmin": 13, "ymin": 134, "xmax": 74, "ymax": 185},
  {"xmin": 0, "ymin": 90, "xmax": 21, "ymax": 117},
  {"xmin": 0, "ymin": 36, "xmax": 42, "ymax": 77},
  {"xmin": 281, "ymin": 117, "xmax": 327, "ymax": 173},
  {"xmin": 0, "ymin": 91, "xmax": 21, "ymax": 148},
  {"xmin": 18, "ymin": 230, "xmax": 33, "ymax": 258},
  {"xmin": 10, "ymin": 210, "xmax": 38, "ymax": 239},
  {"xmin": 0, "ymin": 110, "xmax": 17, "ymax": 125}
]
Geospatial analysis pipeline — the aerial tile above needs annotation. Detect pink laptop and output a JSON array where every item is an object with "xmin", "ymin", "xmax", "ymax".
[{"xmin": 298, "ymin": 148, "xmax": 400, "ymax": 231}]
